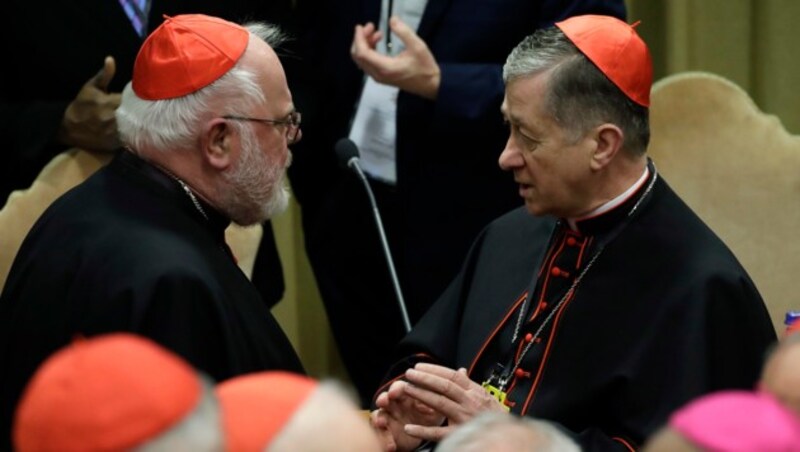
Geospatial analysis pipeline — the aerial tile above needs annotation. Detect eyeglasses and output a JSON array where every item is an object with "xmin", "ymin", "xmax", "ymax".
[{"xmin": 223, "ymin": 111, "xmax": 302, "ymax": 144}]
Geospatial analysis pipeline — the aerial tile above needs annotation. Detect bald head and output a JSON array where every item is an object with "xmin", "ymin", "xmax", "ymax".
[
  {"xmin": 13, "ymin": 334, "xmax": 221, "ymax": 452},
  {"xmin": 642, "ymin": 427, "xmax": 700, "ymax": 452},
  {"xmin": 760, "ymin": 334, "xmax": 800, "ymax": 415},
  {"xmin": 437, "ymin": 412, "xmax": 579, "ymax": 452},
  {"xmin": 269, "ymin": 381, "xmax": 381, "ymax": 452},
  {"xmin": 217, "ymin": 373, "xmax": 380, "ymax": 452},
  {"xmin": 645, "ymin": 390, "xmax": 800, "ymax": 451}
]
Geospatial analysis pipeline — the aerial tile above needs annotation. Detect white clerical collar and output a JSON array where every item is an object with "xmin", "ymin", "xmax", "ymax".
[{"xmin": 567, "ymin": 166, "xmax": 650, "ymax": 231}]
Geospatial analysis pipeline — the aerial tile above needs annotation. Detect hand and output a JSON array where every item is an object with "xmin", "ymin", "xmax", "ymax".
[
  {"xmin": 401, "ymin": 363, "xmax": 509, "ymax": 443},
  {"xmin": 350, "ymin": 17, "xmax": 441, "ymax": 100},
  {"xmin": 371, "ymin": 380, "xmax": 445, "ymax": 451},
  {"xmin": 370, "ymin": 410, "xmax": 399, "ymax": 452},
  {"xmin": 58, "ymin": 56, "xmax": 122, "ymax": 152}
]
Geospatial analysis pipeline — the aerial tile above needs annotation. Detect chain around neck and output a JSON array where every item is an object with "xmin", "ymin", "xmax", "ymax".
[
  {"xmin": 173, "ymin": 177, "xmax": 209, "ymax": 221},
  {"xmin": 500, "ymin": 166, "xmax": 659, "ymax": 390}
]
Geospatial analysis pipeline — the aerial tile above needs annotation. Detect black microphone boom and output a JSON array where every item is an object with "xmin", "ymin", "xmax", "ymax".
[
  {"xmin": 334, "ymin": 137, "xmax": 360, "ymax": 170},
  {"xmin": 333, "ymin": 138, "xmax": 412, "ymax": 333}
]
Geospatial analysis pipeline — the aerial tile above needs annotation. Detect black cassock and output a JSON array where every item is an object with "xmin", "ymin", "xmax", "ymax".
[
  {"xmin": 378, "ymin": 166, "xmax": 776, "ymax": 451},
  {"xmin": 0, "ymin": 151, "xmax": 303, "ymax": 448}
]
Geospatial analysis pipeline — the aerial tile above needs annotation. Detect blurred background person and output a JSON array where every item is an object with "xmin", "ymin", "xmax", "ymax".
[
  {"xmin": 13, "ymin": 334, "xmax": 221, "ymax": 452},
  {"xmin": 217, "ymin": 371, "xmax": 381, "ymax": 452},
  {"xmin": 437, "ymin": 412, "xmax": 580, "ymax": 452},
  {"xmin": 643, "ymin": 390, "xmax": 800, "ymax": 452},
  {"xmin": 287, "ymin": 0, "xmax": 627, "ymax": 405},
  {"xmin": 759, "ymin": 332, "xmax": 800, "ymax": 416}
]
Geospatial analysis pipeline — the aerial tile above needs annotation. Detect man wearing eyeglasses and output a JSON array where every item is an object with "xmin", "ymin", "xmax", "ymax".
[
  {"xmin": 0, "ymin": 0, "xmax": 295, "ymax": 313},
  {"xmin": 0, "ymin": 15, "xmax": 305, "ymax": 447}
]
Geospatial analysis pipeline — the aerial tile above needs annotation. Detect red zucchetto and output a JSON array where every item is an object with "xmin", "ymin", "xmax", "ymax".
[
  {"xmin": 556, "ymin": 15, "xmax": 653, "ymax": 107},
  {"xmin": 132, "ymin": 14, "xmax": 250, "ymax": 100}
]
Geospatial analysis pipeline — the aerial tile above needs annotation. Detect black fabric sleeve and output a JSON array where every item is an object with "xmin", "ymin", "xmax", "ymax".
[{"xmin": 373, "ymin": 229, "xmax": 493, "ymax": 404}]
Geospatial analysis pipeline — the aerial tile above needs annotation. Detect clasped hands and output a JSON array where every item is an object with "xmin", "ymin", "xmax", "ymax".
[
  {"xmin": 371, "ymin": 363, "xmax": 508, "ymax": 452},
  {"xmin": 350, "ymin": 16, "xmax": 441, "ymax": 100}
]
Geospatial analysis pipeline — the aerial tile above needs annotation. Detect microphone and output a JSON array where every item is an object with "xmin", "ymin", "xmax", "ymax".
[
  {"xmin": 334, "ymin": 137, "xmax": 361, "ymax": 171},
  {"xmin": 334, "ymin": 138, "xmax": 412, "ymax": 333}
]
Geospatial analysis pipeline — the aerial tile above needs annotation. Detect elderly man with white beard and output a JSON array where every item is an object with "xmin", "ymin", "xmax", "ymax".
[{"xmin": 0, "ymin": 15, "xmax": 305, "ymax": 449}]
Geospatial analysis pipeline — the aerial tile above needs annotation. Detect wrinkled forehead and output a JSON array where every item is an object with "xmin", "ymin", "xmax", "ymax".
[{"xmin": 502, "ymin": 73, "xmax": 553, "ymax": 121}]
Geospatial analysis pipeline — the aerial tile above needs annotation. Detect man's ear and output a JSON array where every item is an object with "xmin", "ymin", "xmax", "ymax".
[
  {"xmin": 201, "ymin": 118, "xmax": 235, "ymax": 170},
  {"xmin": 589, "ymin": 123, "xmax": 624, "ymax": 171}
]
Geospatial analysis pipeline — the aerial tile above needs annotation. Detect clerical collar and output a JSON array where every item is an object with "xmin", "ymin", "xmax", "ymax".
[
  {"xmin": 488, "ymin": 163, "xmax": 658, "ymax": 393},
  {"xmin": 116, "ymin": 150, "xmax": 230, "ymax": 235},
  {"xmin": 567, "ymin": 163, "xmax": 652, "ymax": 235}
]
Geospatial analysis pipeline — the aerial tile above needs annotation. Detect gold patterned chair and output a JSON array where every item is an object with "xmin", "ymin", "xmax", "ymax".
[
  {"xmin": 0, "ymin": 149, "xmax": 262, "ymax": 292},
  {"xmin": 649, "ymin": 71, "xmax": 800, "ymax": 333}
]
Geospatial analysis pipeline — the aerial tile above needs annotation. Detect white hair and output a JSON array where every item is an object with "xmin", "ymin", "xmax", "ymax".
[
  {"xmin": 133, "ymin": 376, "xmax": 223, "ymax": 452},
  {"xmin": 437, "ymin": 412, "xmax": 581, "ymax": 452},
  {"xmin": 116, "ymin": 22, "xmax": 286, "ymax": 153}
]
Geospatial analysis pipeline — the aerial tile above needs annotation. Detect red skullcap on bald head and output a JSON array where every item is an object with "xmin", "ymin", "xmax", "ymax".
[
  {"xmin": 669, "ymin": 390, "xmax": 800, "ymax": 450},
  {"xmin": 216, "ymin": 371, "xmax": 318, "ymax": 451},
  {"xmin": 133, "ymin": 14, "xmax": 250, "ymax": 100},
  {"xmin": 556, "ymin": 15, "xmax": 653, "ymax": 107},
  {"xmin": 13, "ymin": 334, "xmax": 202, "ymax": 452}
]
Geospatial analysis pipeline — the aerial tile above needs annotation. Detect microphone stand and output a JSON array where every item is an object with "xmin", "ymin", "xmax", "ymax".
[{"xmin": 347, "ymin": 158, "xmax": 412, "ymax": 333}]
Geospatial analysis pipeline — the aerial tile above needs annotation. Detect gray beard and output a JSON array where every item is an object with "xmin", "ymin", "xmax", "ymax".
[{"xmin": 220, "ymin": 125, "xmax": 290, "ymax": 226}]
